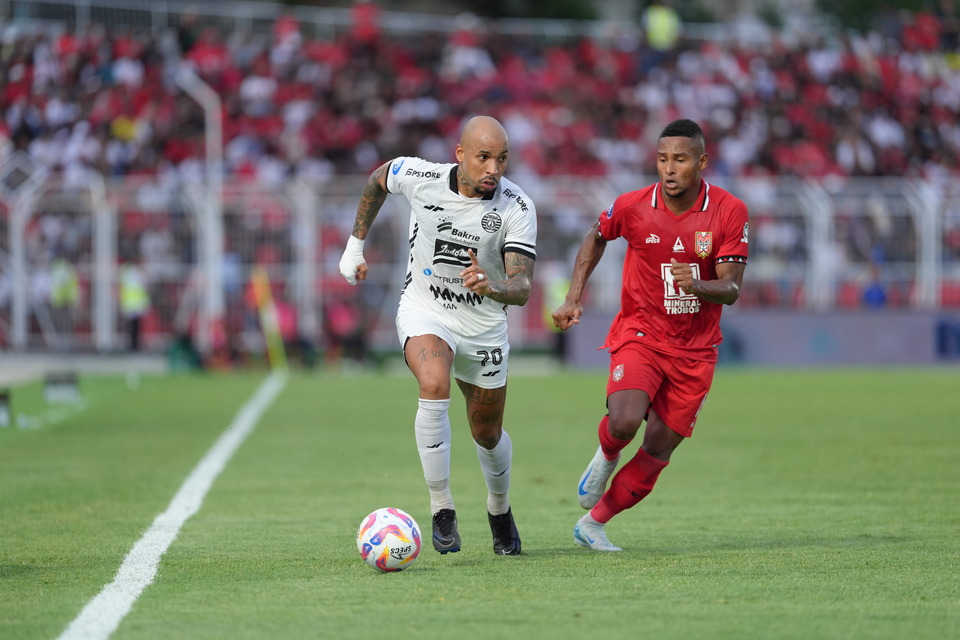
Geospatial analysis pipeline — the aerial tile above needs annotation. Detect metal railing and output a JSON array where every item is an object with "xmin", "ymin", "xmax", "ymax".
[{"xmin": 0, "ymin": 165, "xmax": 957, "ymax": 357}]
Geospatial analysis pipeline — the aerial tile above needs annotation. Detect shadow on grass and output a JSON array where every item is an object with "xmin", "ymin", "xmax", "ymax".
[
  {"xmin": 497, "ymin": 532, "xmax": 909, "ymax": 559},
  {"xmin": 0, "ymin": 563, "xmax": 41, "ymax": 578}
]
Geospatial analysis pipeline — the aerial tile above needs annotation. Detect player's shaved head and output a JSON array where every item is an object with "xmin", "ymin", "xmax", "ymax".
[
  {"xmin": 460, "ymin": 116, "xmax": 508, "ymax": 149},
  {"xmin": 455, "ymin": 115, "xmax": 510, "ymax": 198}
]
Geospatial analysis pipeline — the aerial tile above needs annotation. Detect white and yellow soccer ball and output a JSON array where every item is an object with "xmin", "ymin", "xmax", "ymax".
[{"xmin": 356, "ymin": 507, "xmax": 422, "ymax": 572}]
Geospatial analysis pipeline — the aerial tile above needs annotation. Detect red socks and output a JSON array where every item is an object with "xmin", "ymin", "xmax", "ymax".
[
  {"xmin": 597, "ymin": 415, "xmax": 632, "ymax": 460},
  {"xmin": 591, "ymin": 447, "xmax": 668, "ymax": 524}
]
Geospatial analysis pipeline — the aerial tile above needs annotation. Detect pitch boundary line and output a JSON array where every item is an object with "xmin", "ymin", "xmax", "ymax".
[{"xmin": 56, "ymin": 371, "xmax": 288, "ymax": 640}]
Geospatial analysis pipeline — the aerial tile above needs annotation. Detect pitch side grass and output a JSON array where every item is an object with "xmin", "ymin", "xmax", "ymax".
[{"xmin": 1, "ymin": 366, "xmax": 957, "ymax": 639}]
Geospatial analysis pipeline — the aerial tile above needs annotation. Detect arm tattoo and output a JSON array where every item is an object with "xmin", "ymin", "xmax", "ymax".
[
  {"xmin": 485, "ymin": 252, "xmax": 535, "ymax": 306},
  {"xmin": 351, "ymin": 164, "xmax": 389, "ymax": 239}
]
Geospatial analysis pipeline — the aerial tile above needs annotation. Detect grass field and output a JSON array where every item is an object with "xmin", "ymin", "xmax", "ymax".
[{"xmin": 1, "ymin": 364, "xmax": 958, "ymax": 639}]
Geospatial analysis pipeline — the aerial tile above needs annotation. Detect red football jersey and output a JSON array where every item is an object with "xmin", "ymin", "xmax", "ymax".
[{"xmin": 597, "ymin": 179, "xmax": 749, "ymax": 360}]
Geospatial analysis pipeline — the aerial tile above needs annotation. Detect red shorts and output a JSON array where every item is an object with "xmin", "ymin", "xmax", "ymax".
[{"xmin": 606, "ymin": 343, "xmax": 716, "ymax": 437}]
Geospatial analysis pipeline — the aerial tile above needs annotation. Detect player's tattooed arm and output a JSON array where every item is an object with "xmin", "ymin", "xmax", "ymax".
[
  {"xmin": 484, "ymin": 251, "xmax": 535, "ymax": 306},
  {"xmin": 351, "ymin": 162, "xmax": 390, "ymax": 239}
]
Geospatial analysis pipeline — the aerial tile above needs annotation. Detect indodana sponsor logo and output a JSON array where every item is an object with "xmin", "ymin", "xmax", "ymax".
[{"xmin": 433, "ymin": 239, "xmax": 474, "ymax": 268}]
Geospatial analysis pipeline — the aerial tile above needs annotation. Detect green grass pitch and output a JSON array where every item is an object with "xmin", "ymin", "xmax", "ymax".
[{"xmin": 1, "ymin": 365, "xmax": 958, "ymax": 639}]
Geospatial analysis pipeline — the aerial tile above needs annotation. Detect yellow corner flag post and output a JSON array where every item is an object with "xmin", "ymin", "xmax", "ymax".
[{"xmin": 251, "ymin": 266, "xmax": 288, "ymax": 371}]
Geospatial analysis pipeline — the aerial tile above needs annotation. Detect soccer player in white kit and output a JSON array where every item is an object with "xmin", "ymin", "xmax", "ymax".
[{"xmin": 339, "ymin": 116, "xmax": 537, "ymax": 556}]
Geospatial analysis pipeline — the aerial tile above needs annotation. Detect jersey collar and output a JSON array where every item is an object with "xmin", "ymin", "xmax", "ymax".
[
  {"xmin": 651, "ymin": 179, "xmax": 710, "ymax": 213},
  {"xmin": 449, "ymin": 166, "xmax": 496, "ymax": 200}
]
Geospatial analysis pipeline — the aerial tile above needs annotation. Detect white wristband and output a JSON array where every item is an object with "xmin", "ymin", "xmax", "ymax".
[{"xmin": 339, "ymin": 235, "xmax": 366, "ymax": 285}]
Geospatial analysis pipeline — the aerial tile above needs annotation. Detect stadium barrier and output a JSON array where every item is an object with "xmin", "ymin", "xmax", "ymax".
[
  {"xmin": 569, "ymin": 309, "xmax": 960, "ymax": 366},
  {"xmin": 0, "ymin": 166, "xmax": 958, "ymax": 363}
]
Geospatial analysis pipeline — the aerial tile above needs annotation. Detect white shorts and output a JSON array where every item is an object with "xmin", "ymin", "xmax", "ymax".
[{"xmin": 396, "ymin": 307, "xmax": 510, "ymax": 389}]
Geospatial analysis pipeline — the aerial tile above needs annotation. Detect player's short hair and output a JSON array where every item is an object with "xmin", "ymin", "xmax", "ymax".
[
  {"xmin": 660, "ymin": 119, "xmax": 702, "ymax": 139},
  {"xmin": 659, "ymin": 119, "xmax": 704, "ymax": 153}
]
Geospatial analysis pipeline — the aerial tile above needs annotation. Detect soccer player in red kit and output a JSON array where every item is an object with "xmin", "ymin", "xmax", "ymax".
[{"xmin": 551, "ymin": 119, "xmax": 748, "ymax": 551}]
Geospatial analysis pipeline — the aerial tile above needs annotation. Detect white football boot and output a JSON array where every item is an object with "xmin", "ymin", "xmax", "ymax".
[
  {"xmin": 577, "ymin": 446, "xmax": 619, "ymax": 509},
  {"xmin": 573, "ymin": 513, "xmax": 623, "ymax": 552}
]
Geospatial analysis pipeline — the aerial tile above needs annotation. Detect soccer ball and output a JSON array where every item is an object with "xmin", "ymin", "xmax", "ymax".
[{"xmin": 356, "ymin": 507, "xmax": 422, "ymax": 572}]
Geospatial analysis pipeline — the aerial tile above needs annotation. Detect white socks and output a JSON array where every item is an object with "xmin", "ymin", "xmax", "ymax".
[
  {"xmin": 416, "ymin": 398, "xmax": 513, "ymax": 517},
  {"xmin": 415, "ymin": 398, "xmax": 454, "ymax": 513},
  {"xmin": 476, "ymin": 430, "xmax": 512, "ymax": 516}
]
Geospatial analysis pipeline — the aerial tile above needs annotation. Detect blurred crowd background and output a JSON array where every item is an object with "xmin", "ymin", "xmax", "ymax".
[
  {"xmin": 1, "ymin": 0, "xmax": 959, "ymax": 367},
  {"xmin": 4, "ymin": 1, "xmax": 959, "ymax": 184}
]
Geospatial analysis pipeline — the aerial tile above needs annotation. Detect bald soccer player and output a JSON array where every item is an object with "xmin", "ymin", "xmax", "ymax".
[{"xmin": 339, "ymin": 116, "xmax": 538, "ymax": 556}]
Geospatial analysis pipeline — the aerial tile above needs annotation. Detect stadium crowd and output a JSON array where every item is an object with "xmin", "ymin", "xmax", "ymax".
[
  {"xmin": 1, "ymin": 1, "xmax": 960, "ymax": 346},
  {"xmin": 1, "ymin": 2, "xmax": 959, "ymax": 189}
]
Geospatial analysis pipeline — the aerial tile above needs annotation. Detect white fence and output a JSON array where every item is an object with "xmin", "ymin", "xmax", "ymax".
[{"xmin": 0, "ymin": 162, "xmax": 958, "ymax": 358}]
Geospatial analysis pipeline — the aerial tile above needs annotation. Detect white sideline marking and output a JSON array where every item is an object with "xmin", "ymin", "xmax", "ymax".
[{"xmin": 57, "ymin": 372, "xmax": 288, "ymax": 640}]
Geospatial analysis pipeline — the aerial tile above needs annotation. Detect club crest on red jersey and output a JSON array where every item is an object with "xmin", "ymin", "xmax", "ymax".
[
  {"xmin": 612, "ymin": 363, "xmax": 624, "ymax": 382},
  {"xmin": 695, "ymin": 232, "xmax": 713, "ymax": 258}
]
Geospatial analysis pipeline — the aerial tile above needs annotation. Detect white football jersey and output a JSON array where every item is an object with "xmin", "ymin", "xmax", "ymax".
[{"xmin": 386, "ymin": 156, "xmax": 537, "ymax": 336}]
